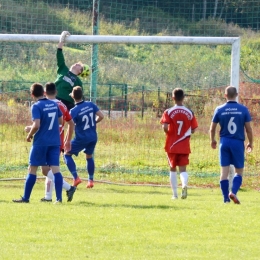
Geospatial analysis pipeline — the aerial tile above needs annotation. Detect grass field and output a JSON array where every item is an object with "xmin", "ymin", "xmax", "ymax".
[{"xmin": 1, "ymin": 180, "xmax": 260, "ymax": 260}]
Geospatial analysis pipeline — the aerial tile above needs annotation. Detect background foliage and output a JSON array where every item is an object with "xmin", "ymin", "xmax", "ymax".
[{"xmin": 1, "ymin": 0, "xmax": 260, "ymax": 90}]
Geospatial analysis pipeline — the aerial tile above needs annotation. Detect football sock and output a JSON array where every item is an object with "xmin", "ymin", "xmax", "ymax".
[
  {"xmin": 53, "ymin": 172, "xmax": 63, "ymax": 202},
  {"xmin": 62, "ymin": 179, "xmax": 71, "ymax": 191},
  {"xmin": 180, "ymin": 172, "xmax": 188, "ymax": 188},
  {"xmin": 45, "ymin": 170, "xmax": 54, "ymax": 200},
  {"xmin": 87, "ymin": 157, "xmax": 95, "ymax": 181},
  {"xmin": 64, "ymin": 154, "xmax": 78, "ymax": 180},
  {"xmin": 169, "ymin": 171, "xmax": 178, "ymax": 197},
  {"xmin": 220, "ymin": 179, "xmax": 229, "ymax": 202},
  {"xmin": 23, "ymin": 173, "xmax": 36, "ymax": 201},
  {"xmin": 231, "ymin": 174, "xmax": 242, "ymax": 195}
]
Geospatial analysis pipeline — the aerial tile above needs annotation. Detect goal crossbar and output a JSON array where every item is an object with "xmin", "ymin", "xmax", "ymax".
[{"xmin": 0, "ymin": 34, "xmax": 239, "ymax": 45}]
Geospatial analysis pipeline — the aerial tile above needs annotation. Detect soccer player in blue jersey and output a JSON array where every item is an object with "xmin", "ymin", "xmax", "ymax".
[
  {"xmin": 13, "ymin": 83, "xmax": 64, "ymax": 203},
  {"xmin": 209, "ymin": 86, "xmax": 253, "ymax": 204},
  {"xmin": 64, "ymin": 86, "xmax": 104, "ymax": 189},
  {"xmin": 23, "ymin": 82, "xmax": 76, "ymax": 202}
]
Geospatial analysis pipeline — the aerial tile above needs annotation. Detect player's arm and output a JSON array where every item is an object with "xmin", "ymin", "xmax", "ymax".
[
  {"xmin": 162, "ymin": 123, "xmax": 169, "ymax": 133},
  {"xmin": 57, "ymin": 32, "xmax": 69, "ymax": 71},
  {"xmin": 26, "ymin": 119, "xmax": 40, "ymax": 142},
  {"xmin": 245, "ymin": 121, "xmax": 253, "ymax": 152},
  {"xmin": 24, "ymin": 125, "xmax": 31, "ymax": 133},
  {"xmin": 191, "ymin": 116, "xmax": 198, "ymax": 134},
  {"xmin": 58, "ymin": 41, "xmax": 64, "ymax": 49},
  {"xmin": 58, "ymin": 111, "xmax": 64, "ymax": 133},
  {"xmin": 58, "ymin": 31, "xmax": 70, "ymax": 49},
  {"xmin": 209, "ymin": 122, "xmax": 217, "ymax": 149},
  {"xmin": 191, "ymin": 126, "xmax": 198, "ymax": 134},
  {"xmin": 58, "ymin": 115, "xmax": 63, "ymax": 126},
  {"xmin": 64, "ymin": 119, "xmax": 75, "ymax": 153},
  {"xmin": 96, "ymin": 110, "xmax": 104, "ymax": 123},
  {"xmin": 160, "ymin": 110, "xmax": 170, "ymax": 134}
]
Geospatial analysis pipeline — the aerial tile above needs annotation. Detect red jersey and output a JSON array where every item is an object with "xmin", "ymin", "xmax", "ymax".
[
  {"xmin": 160, "ymin": 105, "xmax": 198, "ymax": 154},
  {"xmin": 54, "ymin": 99, "xmax": 72, "ymax": 149}
]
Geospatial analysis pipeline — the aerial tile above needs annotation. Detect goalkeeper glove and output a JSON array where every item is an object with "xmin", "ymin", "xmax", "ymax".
[{"xmin": 60, "ymin": 31, "xmax": 70, "ymax": 43}]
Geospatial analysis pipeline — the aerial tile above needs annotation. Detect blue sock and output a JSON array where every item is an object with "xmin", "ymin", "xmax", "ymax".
[
  {"xmin": 232, "ymin": 175, "xmax": 242, "ymax": 195},
  {"xmin": 23, "ymin": 173, "xmax": 36, "ymax": 201},
  {"xmin": 87, "ymin": 158, "xmax": 95, "ymax": 181},
  {"xmin": 64, "ymin": 154, "xmax": 78, "ymax": 179},
  {"xmin": 220, "ymin": 179, "xmax": 229, "ymax": 202},
  {"xmin": 54, "ymin": 172, "xmax": 63, "ymax": 202}
]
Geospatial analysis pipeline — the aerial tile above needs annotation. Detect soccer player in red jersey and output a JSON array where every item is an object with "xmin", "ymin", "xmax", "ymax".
[{"xmin": 160, "ymin": 88, "xmax": 198, "ymax": 200}]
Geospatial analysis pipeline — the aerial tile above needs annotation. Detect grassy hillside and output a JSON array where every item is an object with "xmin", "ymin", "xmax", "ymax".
[{"xmin": 1, "ymin": 0, "xmax": 260, "ymax": 93}]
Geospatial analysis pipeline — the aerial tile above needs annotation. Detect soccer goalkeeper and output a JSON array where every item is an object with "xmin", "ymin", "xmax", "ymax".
[{"xmin": 55, "ymin": 31, "xmax": 90, "ymax": 110}]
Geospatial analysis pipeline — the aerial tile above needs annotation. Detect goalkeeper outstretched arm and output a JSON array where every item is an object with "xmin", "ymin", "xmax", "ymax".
[{"xmin": 58, "ymin": 31, "xmax": 70, "ymax": 49}]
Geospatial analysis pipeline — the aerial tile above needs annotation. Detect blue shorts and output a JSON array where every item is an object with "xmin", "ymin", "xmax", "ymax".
[
  {"xmin": 68, "ymin": 139, "xmax": 97, "ymax": 156},
  {"xmin": 219, "ymin": 137, "xmax": 245, "ymax": 168},
  {"xmin": 29, "ymin": 145, "xmax": 60, "ymax": 166}
]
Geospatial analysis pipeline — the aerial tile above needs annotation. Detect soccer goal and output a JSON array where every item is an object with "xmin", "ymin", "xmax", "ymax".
[
  {"xmin": 0, "ymin": 34, "xmax": 241, "ymax": 94},
  {"xmin": 0, "ymin": 34, "xmax": 240, "ymax": 184}
]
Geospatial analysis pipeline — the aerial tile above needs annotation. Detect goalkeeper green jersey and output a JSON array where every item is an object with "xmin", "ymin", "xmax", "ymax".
[{"xmin": 55, "ymin": 48, "xmax": 83, "ymax": 104}]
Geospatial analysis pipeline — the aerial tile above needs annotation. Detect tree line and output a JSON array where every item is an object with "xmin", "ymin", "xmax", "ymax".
[{"xmin": 38, "ymin": 0, "xmax": 260, "ymax": 31}]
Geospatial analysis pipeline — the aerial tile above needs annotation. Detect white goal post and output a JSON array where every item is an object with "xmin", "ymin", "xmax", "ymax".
[{"xmin": 0, "ymin": 34, "xmax": 239, "ymax": 183}]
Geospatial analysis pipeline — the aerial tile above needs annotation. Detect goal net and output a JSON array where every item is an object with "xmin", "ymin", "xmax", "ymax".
[{"xmin": 0, "ymin": 34, "xmax": 244, "ymax": 185}]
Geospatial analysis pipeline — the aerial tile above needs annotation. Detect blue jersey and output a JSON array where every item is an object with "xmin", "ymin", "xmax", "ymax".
[
  {"xmin": 212, "ymin": 101, "xmax": 251, "ymax": 141},
  {"xmin": 70, "ymin": 101, "xmax": 99, "ymax": 142},
  {"xmin": 31, "ymin": 98, "xmax": 62, "ymax": 146}
]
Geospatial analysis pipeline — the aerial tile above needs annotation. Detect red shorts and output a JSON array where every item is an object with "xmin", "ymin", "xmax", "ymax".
[{"xmin": 167, "ymin": 153, "xmax": 189, "ymax": 168}]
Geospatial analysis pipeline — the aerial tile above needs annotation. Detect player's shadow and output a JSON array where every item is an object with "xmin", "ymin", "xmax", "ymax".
[
  {"xmin": 103, "ymin": 187, "xmax": 170, "ymax": 195},
  {"xmin": 78, "ymin": 201, "xmax": 186, "ymax": 210}
]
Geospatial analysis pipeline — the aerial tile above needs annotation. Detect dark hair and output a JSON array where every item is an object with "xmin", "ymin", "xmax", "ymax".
[
  {"xmin": 30, "ymin": 83, "xmax": 44, "ymax": 97},
  {"xmin": 172, "ymin": 88, "xmax": 184, "ymax": 101},
  {"xmin": 71, "ymin": 86, "xmax": 83, "ymax": 100},
  {"xmin": 225, "ymin": 86, "xmax": 237, "ymax": 99},
  {"xmin": 45, "ymin": 82, "xmax": 56, "ymax": 95}
]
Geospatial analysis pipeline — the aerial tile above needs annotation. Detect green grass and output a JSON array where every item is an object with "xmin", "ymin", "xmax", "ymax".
[{"xmin": 1, "ymin": 180, "xmax": 260, "ymax": 259}]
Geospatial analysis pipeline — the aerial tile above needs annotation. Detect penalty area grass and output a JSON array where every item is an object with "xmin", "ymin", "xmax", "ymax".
[{"xmin": 0, "ymin": 180, "xmax": 260, "ymax": 260}]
